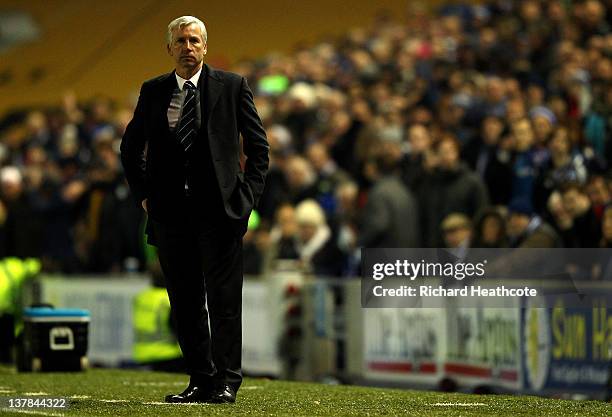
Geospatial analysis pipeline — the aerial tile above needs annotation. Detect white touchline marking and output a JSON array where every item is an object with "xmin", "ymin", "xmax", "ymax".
[
  {"xmin": 98, "ymin": 399, "xmax": 130, "ymax": 403},
  {"xmin": 69, "ymin": 395, "xmax": 90, "ymax": 399},
  {"xmin": 241, "ymin": 386, "xmax": 262, "ymax": 390},
  {"xmin": 431, "ymin": 402, "xmax": 487, "ymax": 406},
  {"xmin": 0, "ymin": 389, "xmax": 16, "ymax": 393},
  {"xmin": 0, "ymin": 409, "xmax": 65, "ymax": 417},
  {"xmin": 21, "ymin": 393, "xmax": 49, "ymax": 396}
]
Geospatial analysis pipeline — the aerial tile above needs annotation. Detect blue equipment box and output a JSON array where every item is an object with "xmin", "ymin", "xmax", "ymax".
[{"xmin": 17, "ymin": 307, "xmax": 90, "ymax": 372}]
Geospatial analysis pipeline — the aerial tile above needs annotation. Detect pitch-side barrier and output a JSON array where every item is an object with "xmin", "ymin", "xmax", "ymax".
[{"xmin": 23, "ymin": 272, "xmax": 612, "ymax": 399}]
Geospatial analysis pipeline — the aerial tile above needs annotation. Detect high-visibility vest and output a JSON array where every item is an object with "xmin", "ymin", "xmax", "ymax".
[
  {"xmin": 0, "ymin": 257, "xmax": 41, "ymax": 338},
  {"xmin": 132, "ymin": 287, "xmax": 182, "ymax": 363},
  {"xmin": 0, "ymin": 257, "xmax": 41, "ymax": 315},
  {"xmin": 0, "ymin": 269, "xmax": 10, "ymax": 314}
]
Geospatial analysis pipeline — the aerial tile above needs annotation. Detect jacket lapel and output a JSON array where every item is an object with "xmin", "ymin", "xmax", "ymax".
[
  {"xmin": 202, "ymin": 63, "xmax": 223, "ymax": 128},
  {"xmin": 160, "ymin": 71, "xmax": 177, "ymax": 133}
]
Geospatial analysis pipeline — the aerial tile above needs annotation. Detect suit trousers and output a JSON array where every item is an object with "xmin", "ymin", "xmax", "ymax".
[{"xmin": 151, "ymin": 200, "xmax": 243, "ymax": 393}]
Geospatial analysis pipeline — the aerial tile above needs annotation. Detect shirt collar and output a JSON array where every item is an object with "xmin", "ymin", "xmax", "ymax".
[{"xmin": 175, "ymin": 66, "xmax": 202, "ymax": 91}]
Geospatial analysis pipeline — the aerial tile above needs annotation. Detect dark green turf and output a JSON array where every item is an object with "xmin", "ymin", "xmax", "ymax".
[{"xmin": 0, "ymin": 366, "xmax": 610, "ymax": 416}]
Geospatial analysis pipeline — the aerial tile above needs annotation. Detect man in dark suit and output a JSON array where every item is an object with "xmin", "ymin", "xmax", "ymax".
[{"xmin": 120, "ymin": 15, "xmax": 269, "ymax": 404}]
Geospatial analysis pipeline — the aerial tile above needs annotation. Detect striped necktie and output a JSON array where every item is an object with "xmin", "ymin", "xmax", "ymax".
[{"xmin": 176, "ymin": 80, "xmax": 197, "ymax": 152}]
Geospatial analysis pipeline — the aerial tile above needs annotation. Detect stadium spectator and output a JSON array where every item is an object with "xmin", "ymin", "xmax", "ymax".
[
  {"xmin": 529, "ymin": 106, "xmax": 557, "ymax": 146},
  {"xmin": 462, "ymin": 115, "xmax": 513, "ymax": 205},
  {"xmin": 560, "ymin": 182, "xmax": 602, "ymax": 247},
  {"xmin": 284, "ymin": 155, "xmax": 318, "ymax": 205},
  {"xmin": 509, "ymin": 117, "xmax": 540, "ymax": 203},
  {"xmin": 0, "ymin": 166, "xmax": 42, "ymax": 258},
  {"xmin": 441, "ymin": 213, "xmax": 473, "ymax": 250},
  {"xmin": 294, "ymin": 199, "xmax": 344, "ymax": 276},
  {"xmin": 586, "ymin": 174, "xmax": 611, "ymax": 219},
  {"xmin": 331, "ymin": 181, "xmax": 359, "ymax": 275},
  {"xmin": 546, "ymin": 190, "xmax": 578, "ymax": 248},
  {"xmin": 23, "ymin": 111, "xmax": 52, "ymax": 151},
  {"xmin": 419, "ymin": 136, "xmax": 489, "ymax": 246},
  {"xmin": 473, "ymin": 207, "xmax": 508, "ymax": 248},
  {"xmin": 282, "ymin": 82, "xmax": 318, "ymax": 152},
  {"xmin": 306, "ymin": 142, "xmax": 350, "ymax": 215},
  {"xmin": 399, "ymin": 124, "xmax": 433, "ymax": 191},
  {"xmin": 507, "ymin": 197, "xmax": 562, "ymax": 248},
  {"xmin": 257, "ymin": 125, "xmax": 292, "ymax": 221},
  {"xmin": 357, "ymin": 149, "xmax": 420, "ymax": 248},
  {"xmin": 263, "ymin": 203, "xmax": 299, "ymax": 272},
  {"xmin": 330, "ymin": 98, "xmax": 370, "ymax": 179},
  {"xmin": 534, "ymin": 126, "xmax": 588, "ymax": 211}
]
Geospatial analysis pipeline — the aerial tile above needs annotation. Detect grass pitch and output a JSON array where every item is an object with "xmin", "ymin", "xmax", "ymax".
[{"xmin": 0, "ymin": 366, "xmax": 610, "ymax": 416}]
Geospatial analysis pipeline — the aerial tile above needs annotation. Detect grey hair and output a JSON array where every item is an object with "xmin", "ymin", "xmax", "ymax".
[{"xmin": 167, "ymin": 16, "xmax": 207, "ymax": 45}]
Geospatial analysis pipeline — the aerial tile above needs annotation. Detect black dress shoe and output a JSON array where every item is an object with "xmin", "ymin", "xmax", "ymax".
[
  {"xmin": 207, "ymin": 384, "xmax": 236, "ymax": 403},
  {"xmin": 165, "ymin": 384, "xmax": 213, "ymax": 403}
]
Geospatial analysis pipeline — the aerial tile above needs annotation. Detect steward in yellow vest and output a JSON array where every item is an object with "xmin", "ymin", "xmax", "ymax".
[{"xmin": 132, "ymin": 286, "xmax": 181, "ymax": 364}]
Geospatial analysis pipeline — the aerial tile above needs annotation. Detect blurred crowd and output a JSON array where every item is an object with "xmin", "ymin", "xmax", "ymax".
[{"xmin": 0, "ymin": 1, "xmax": 611, "ymax": 276}]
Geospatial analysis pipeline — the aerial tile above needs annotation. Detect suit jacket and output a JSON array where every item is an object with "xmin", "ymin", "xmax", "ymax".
[{"xmin": 120, "ymin": 64, "xmax": 269, "ymax": 242}]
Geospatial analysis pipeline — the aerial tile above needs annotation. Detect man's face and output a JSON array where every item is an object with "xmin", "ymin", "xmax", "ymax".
[
  {"xmin": 167, "ymin": 23, "xmax": 207, "ymax": 71},
  {"xmin": 562, "ymin": 189, "xmax": 582, "ymax": 216},
  {"xmin": 549, "ymin": 129, "xmax": 570, "ymax": 156},
  {"xmin": 506, "ymin": 99, "xmax": 526, "ymax": 123},
  {"xmin": 482, "ymin": 117, "xmax": 503, "ymax": 144},
  {"xmin": 437, "ymin": 140, "xmax": 459, "ymax": 170},
  {"xmin": 486, "ymin": 78, "xmax": 505, "ymax": 103},
  {"xmin": 481, "ymin": 216, "xmax": 503, "ymax": 245},
  {"xmin": 512, "ymin": 119, "xmax": 534, "ymax": 151},
  {"xmin": 587, "ymin": 178, "xmax": 611, "ymax": 206},
  {"xmin": 298, "ymin": 223, "xmax": 317, "ymax": 243},
  {"xmin": 408, "ymin": 125, "xmax": 431, "ymax": 154},
  {"xmin": 307, "ymin": 144, "xmax": 327, "ymax": 171},
  {"xmin": 276, "ymin": 206, "xmax": 297, "ymax": 237},
  {"xmin": 443, "ymin": 226, "xmax": 471, "ymax": 248},
  {"xmin": 507, "ymin": 213, "xmax": 530, "ymax": 238},
  {"xmin": 532, "ymin": 115, "xmax": 553, "ymax": 143}
]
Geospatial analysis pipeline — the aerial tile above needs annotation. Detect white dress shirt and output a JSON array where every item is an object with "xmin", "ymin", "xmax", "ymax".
[
  {"xmin": 167, "ymin": 67, "xmax": 202, "ymax": 130},
  {"xmin": 167, "ymin": 67, "xmax": 202, "ymax": 192}
]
